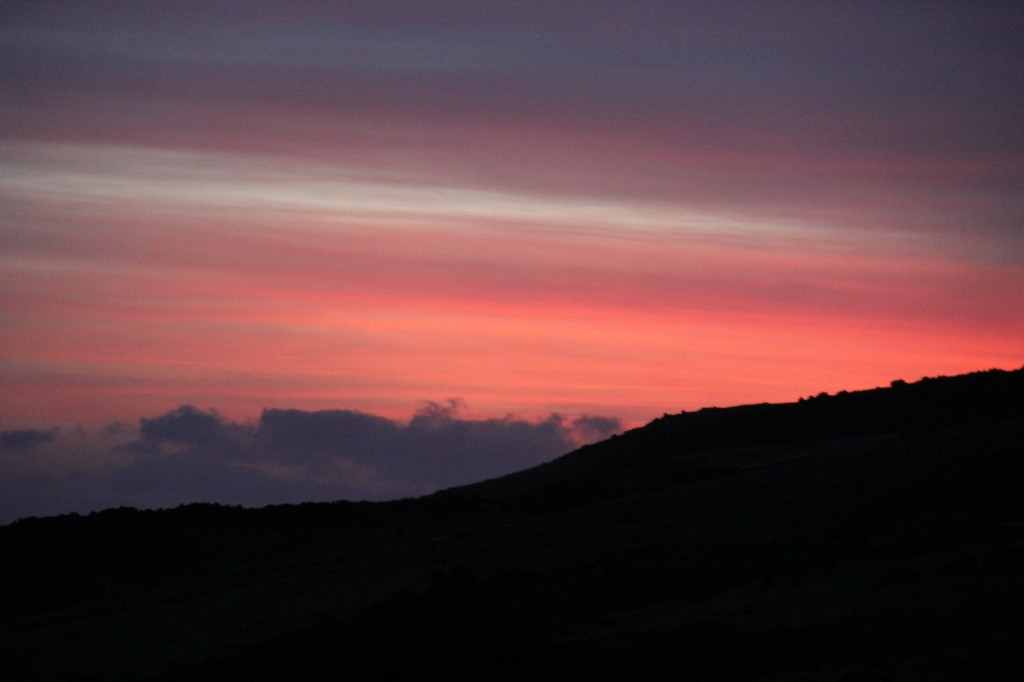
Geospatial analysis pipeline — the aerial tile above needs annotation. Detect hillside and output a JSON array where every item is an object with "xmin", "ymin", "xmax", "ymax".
[{"xmin": 2, "ymin": 367, "xmax": 1023, "ymax": 680}]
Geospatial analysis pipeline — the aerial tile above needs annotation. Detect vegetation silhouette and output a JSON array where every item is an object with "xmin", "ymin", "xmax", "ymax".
[{"xmin": 1, "ymin": 367, "xmax": 1023, "ymax": 680}]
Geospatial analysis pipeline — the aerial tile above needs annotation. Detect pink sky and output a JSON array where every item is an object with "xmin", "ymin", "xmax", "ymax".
[
  {"xmin": 2, "ymin": 3, "xmax": 1022, "ymax": 433},
  {"xmin": 2, "ymin": 141, "xmax": 1019, "ymax": 431}
]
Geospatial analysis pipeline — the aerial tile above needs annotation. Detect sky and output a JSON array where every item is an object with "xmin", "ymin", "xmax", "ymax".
[{"xmin": 1, "ymin": 2, "xmax": 1022, "ymax": 522}]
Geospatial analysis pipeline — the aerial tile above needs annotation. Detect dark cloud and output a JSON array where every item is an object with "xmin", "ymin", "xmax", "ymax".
[
  {"xmin": 189, "ymin": 400, "xmax": 622, "ymax": 489},
  {"xmin": 0, "ymin": 403, "xmax": 622, "ymax": 524},
  {"xmin": 133, "ymin": 405, "xmax": 252, "ymax": 459},
  {"xmin": 139, "ymin": 405, "xmax": 227, "ymax": 445},
  {"xmin": 110, "ymin": 453, "xmax": 343, "ymax": 510},
  {"xmin": 257, "ymin": 408, "xmax": 400, "ymax": 467},
  {"xmin": 0, "ymin": 428, "xmax": 58, "ymax": 452},
  {"xmin": 569, "ymin": 415, "xmax": 622, "ymax": 443}
]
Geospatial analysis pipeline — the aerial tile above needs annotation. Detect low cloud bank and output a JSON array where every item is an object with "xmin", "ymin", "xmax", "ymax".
[
  {"xmin": 0, "ymin": 402, "xmax": 621, "ymax": 524},
  {"xmin": 0, "ymin": 428, "xmax": 58, "ymax": 452}
]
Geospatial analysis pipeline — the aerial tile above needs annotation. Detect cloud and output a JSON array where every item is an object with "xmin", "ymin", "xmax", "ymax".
[
  {"xmin": 568, "ymin": 415, "xmax": 622, "ymax": 443},
  {"xmin": 139, "ymin": 405, "xmax": 229, "ymax": 445},
  {"xmin": 256, "ymin": 407, "xmax": 400, "ymax": 467},
  {"xmin": 0, "ymin": 403, "xmax": 622, "ymax": 524},
  {"xmin": 0, "ymin": 428, "xmax": 58, "ymax": 452},
  {"xmin": 133, "ymin": 405, "xmax": 252, "ymax": 459},
  {"xmin": 157, "ymin": 399, "xmax": 618, "ymax": 490}
]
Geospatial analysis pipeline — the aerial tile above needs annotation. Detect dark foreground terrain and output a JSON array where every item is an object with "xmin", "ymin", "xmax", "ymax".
[{"xmin": 2, "ymin": 368, "xmax": 1023, "ymax": 680}]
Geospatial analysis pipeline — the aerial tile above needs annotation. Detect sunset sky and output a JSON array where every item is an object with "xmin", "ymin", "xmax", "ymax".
[{"xmin": 1, "ymin": 2, "xmax": 1022, "ymax": 520}]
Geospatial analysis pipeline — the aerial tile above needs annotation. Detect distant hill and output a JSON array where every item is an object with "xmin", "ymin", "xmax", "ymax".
[
  {"xmin": 456, "ymin": 366, "xmax": 1024, "ymax": 499},
  {"xmin": 2, "ymin": 367, "xmax": 1023, "ymax": 680}
]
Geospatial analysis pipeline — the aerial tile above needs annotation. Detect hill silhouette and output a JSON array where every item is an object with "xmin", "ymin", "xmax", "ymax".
[{"xmin": 1, "ymin": 367, "xmax": 1023, "ymax": 680}]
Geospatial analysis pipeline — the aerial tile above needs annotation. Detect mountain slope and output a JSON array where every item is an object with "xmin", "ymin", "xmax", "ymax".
[{"xmin": 1, "ymin": 367, "xmax": 1023, "ymax": 680}]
